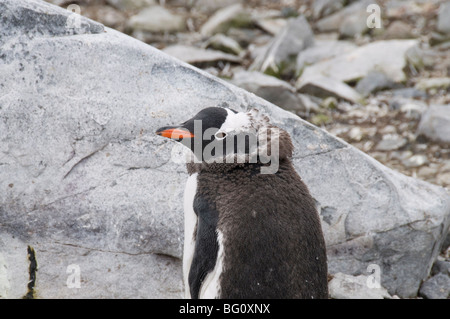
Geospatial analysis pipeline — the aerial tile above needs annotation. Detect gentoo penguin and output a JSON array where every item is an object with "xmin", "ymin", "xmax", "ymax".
[{"xmin": 156, "ymin": 106, "xmax": 328, "ymax": 299}]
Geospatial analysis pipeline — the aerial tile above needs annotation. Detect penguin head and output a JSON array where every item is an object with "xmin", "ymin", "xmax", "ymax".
[{"xmin": 156, "ymin": 107, "xmax": 293, "ymax": 168}]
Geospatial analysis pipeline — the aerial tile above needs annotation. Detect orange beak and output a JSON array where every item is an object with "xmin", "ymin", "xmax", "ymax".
[{"xmin": 155, "ymin": 127, "xmax": 194, "ymax": 139}]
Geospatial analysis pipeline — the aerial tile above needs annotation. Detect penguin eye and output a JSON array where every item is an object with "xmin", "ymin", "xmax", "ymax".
[{"xmin": 215, "ymin": 131, "xmax": 227, "ymax": 140}]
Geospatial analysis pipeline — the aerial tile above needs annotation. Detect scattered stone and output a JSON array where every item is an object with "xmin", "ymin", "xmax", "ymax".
[
  {"xmin": 84, "ymin": 5, "xmax": 127, "ymax": 30},
  {"xmin": 251, "ymin": 15, "xmax": 314, "ymax": 77},
  {"xmin": 200, "ymin": 4, "xmax": 251, "ymax": 36},
  {"xmin": 163, "ymin": 44, "xmax": 241, "ymax": 64},
  {"xmin": 419, "ymin": 274, "xmax": 450, "ymax": 299},
  {"xmin": 128, "ymin": 5, "xmax": 185, "ymax": 33},
  {"xmin": 312, "ymin": 0, "xmax": 345, "ymax": 19},
  {"xmin": 348, "ymin": 127, "xmax": 363, "ymax": 142},
  {"xmin": 417, "ymin": 104, "xmax": 450, "ymax": 143},
  {"xmin": 227, "ymin": 27, "xmax": 266, "ymax": 48},
  {"xmin": 441, "ymin": 161, "xmax": 450, "ymax": 173},
  {"xmin": 415, "ymin": 77, "xmax": 450, "ymax": 91},
  {"xmin": 296, "ymin": 40, "xmax": 356, "ymax": 75},
  {"xmin": 310, "ymin": 113, "xmax": 331, "ymax": 126},
  {"xmin": 297, "ymin": 75, "xmax": 363, "ymax": 104},
  {"xmin": 390, "ymin": 150, "xmax": 412, "ymax": 161},
  {"xmin": 401, "ymin": 154, "xmax": 428, "ymax": 168},
  {"xmin": 255, "ymin": 18, "xmax": 287, "ymax": 35},
  {"xmin": 385, "ymin": 0, "xmax": 426, "ymax": 19},
  {"xmin": 376, "ymin": 135, "xmax": 408, "ymax": 151},
  {"xmin": 442, "ymin": 233, "xmax": 450, "ymax": 254},
  {"xmin": 339, "ymin": 10, "xmax": 369, "ymax": 38},
  {"xmin": 431, "ymin": 260, "xmax": 450, "ymax": 276},
  {"xmin": 430, "ymin": 31, "xmax": 450, "ymax": 46},
  {"xmin": 391, "ymin": 88, "xmax": 427, "ymax": 99},
  {"xmin": 383, "ymin": 21, "xmax": 414, "ymax": 40},
  {"xmin": 328, "ymin": 273, "xmax": 392, "ymax": 299},
  {"xmin": 204, "ymin": 33, "xmax": 243, "ymax": 55},
  {"xmin": 230, "ymin": 70, "xmax": 306, "ymax": 112},
  {"xmin": 315, "ymin": 0, "xmax": 373, "ymax": 36},
  {"xmin": 107, "ymin": 0, "xmax": 156, "ymax": 11},
  {"xmin": 437, "ymin": 2, "xmax": 450, "ymax": 34},
  {"xmin": 193, "ymin": 0, "xmax": 243, "ymax": 13},
  {"xmin": 417, "ymin": 166, "xmax": 438, "ymax": 180},
  {"xmin": 297, "ymin": 93, "xmax": 321, "ymax": 114},
  {"xmin": 397, "ymin": 99, "xmax": 427, "ymax": 119},
  {"xmin": 321, "ymin": 96, "xmax": 338, "ymax": 109},
  {"xmin": 297, "ymin": 40, "xmax": 418, "ymax": 87},
  {"xmin": 437, "ymin": 172, "xmax": 450, "ymax": 187},
  {"xmin": 355, "ymin": 71, "xmax": 396, "ymax": 97}
]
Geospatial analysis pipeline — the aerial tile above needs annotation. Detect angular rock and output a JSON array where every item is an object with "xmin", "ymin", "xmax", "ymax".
[
  {"xmin": 355, "ymin": 71, "xmax": 396, "ymax": 97},
  {"xmin": 431, "ymin": 260, "xmax": 450, "ymax": 276},
  {"xmin": 297, "ymin": 75, "xmax": 363, "ymax": 104},
  {"xmin": 230, "ymin": 70, "xmax": 306, "ymax": 112},
  {"xmin": 1, "ymin": 0, "xmax": 450, "ymax": 299},
  {"xmin": 401, "ymin": 154, "xmax": 428, "ymax": 168},
  {"xmin": 128, "ymin": 6, "xmax": 185, "ymax": 33},
  {"xmin": 204, "ymin": 33, "xmax": 243, "ymax": 55},
  {"xmin": 296, "ymin": 40, "xmax": 418, "ymax": 87},
  {"xmin": 338, "ymin": 10, "xmax": 370, "ymax": 38},
  {"xmin": 383, "ymin": 21, "xmax": 414, "ymax": 40},
  {"xmin": 415, "ymin": 77, "xmax": 450, "ymax": 91},
  {"xmin": 385, "ymin": 0, "xmax": 427, "ymax": 19},
  {"xmin": 328, "ymin": 273, "xmax": 392, "ymax": 299},
  {"xmin": 375, "ymin": 135, "xmax": 408, "ymax": 151},
  {"xmin": 312, "ymin": 0, "xmax": 345, "ymax": 19},
  {"xmin": 162, "ymin": 44, "xmax": 241, "ymax": 64},
  {"xmin": 296, "ymin": 40, "xmax": 357, "ymax": 75},
  {"xmin": 84, "ymin": 5, "xmax": 128, "ymax": 30},
  {"xmin": 316, "ymin": 0, "xmax": 373, "ymax": 36},
  {"xmin": 437, "ymin": 2, "xmax": 450, "ymax": 34},
  {"xmin": 417, "ymin": 104, "xmax": 450, "ymax": 143},
  {"xmin": 107, "ymin": 0, "xmax": 156, "ymax": 11},
  {"xmin": 200, "ymin": 3, "xmax": 251, "ymax": 36},
  {"xmin": 419, "ymin": 274, "xmax": 450, "ymax": 299},
  {"xmin": 251, "ymin": 15, "xmax": 314, "ymax": 77},
  {"xmin": 255, "ymin": 18, "xmax": 287, "ymax": 36},
  {"xmin": 194, "ymin": 0, "xmax": 243, "ymax": 13}
]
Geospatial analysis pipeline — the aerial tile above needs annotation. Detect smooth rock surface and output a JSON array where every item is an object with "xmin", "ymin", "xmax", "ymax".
[{"xmin": 1, "ymin": 0, "xmax": 450, "ymax": 299}]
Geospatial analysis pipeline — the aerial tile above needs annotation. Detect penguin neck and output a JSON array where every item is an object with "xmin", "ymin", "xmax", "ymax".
[{"xmin": 186, "ymin": 157, "xmax": 290, "ymax": 176}]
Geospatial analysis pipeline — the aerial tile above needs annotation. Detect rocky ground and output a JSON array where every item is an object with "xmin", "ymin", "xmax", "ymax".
[{"xmin": 43, "ymin": 0, "xmax": 450, "ymax": 298}]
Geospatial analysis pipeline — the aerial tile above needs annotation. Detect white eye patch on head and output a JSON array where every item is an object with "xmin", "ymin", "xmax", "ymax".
[{"xmin": 218, "ymin": 108, "xmax": 252, "ymax": 135}]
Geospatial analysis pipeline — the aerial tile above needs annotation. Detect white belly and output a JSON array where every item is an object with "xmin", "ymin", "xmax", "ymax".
[
  {"xmin": 183, "ymin": 173, "xmax": 198, "ymax": 299},
  {"xmin": 199, "ymin": 230, "xmax": 224, "ymax": 299}
]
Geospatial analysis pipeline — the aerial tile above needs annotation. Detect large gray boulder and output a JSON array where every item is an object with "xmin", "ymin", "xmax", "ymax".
[{"xmin": 1, "ymin": 0, "xmax": 449, "ymax": 298}]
